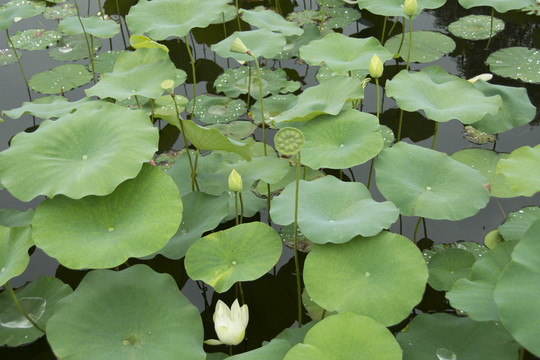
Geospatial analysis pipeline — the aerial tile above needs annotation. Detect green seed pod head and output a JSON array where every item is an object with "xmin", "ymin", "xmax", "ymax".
[
  {"xmin": 228, "ymin": 169, "xmax": 243, "ymax": 192},
  {"xmin": 274, "ymin": 127, "xmax": 305, "ymax": 156},
  {"xmin": 369, "ymin": 54, "xmax": 384, "ymax": 78},
  {"xmin": 404, "ymin": 0, "xmax": 417, "ymax": 17},
  {"xmin": 230, "ymin": 37, "xmax": 249, "ymax": 54},
  {"xmin": 161, "ymin": 79, "xmax": 175, "ymax": 94}
]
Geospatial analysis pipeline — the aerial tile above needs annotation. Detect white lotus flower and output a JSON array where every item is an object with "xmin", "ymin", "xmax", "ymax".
[
  {"xmin": 205, "ymin": 299, "xmax": 249, "ymax": 346},
  {"xmin": 467, "ymin": 73, "xmax": 493, "ymax": 83}
]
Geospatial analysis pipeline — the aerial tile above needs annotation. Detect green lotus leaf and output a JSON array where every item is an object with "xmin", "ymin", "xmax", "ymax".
[
  {"xmin": 187, "ymin": 95, "xmax": 246, "ymax": 124},
  {"xmin": 303, "ymin": 231, "xmax": 427, "ymax": 326},
  {"xmin": 486, "ymin": 47, "xmax": 540, "ymax": 83},
  {"xmin": 0, "ymin": 102, "xmax": 158, "ymax": 201},
  {"xmin": 379, "ymin": 125, "xmax": 395, "ymax": 148},
  {"xmin": 424, "ymin": 241, "xmax": 489, "ymax": 263},
  {"xmin": 301, "ymin": 109, "xmax": 384, "ymax": 169},
  {"xmin": 385, "ymin": 31, "xmax": 455, "ymax": 63},
  {"xmin": 207, "ymin": 121, "xmax": 257, "ymax": 140},
  {"xmin": 0, "ymin": 276, "xmax": 72, "ymax": 347},
  {"xmin": 497, "ymin": 144, "xmax": 540, "ymax": 197},
  {"xmin": 316, "ymin": 0, "xmax": 344, "ymax": 6},
  {"xmin": 448, "ymin": 15, "xmax": 504, "ymax": 40},
  {"xmin": 226, "ymin": 339, "xmax": 291, "ymax": 359},
  {"xmin": 450, "ymin": 148, "xmax": 513, "ymax": 198},
  {"xmin": 156, "ymin": 192, "xmax": 229, "ymax": 260},
  {"xmin": 494, "ymin": 219, "xmax": 540, "ymax": 357},
  {"xmin": 58, "ymin": 15, "xmax": 120, "ymax": 38},
  {"xmin": 447, "ymin": 240, "xmax": 516, "ymax": 321},
  {"xmin": 93, "ymin": 50, "xmax": 126, "ymax": 74},
  {"xmin": 211, "ymin": 29, "xmax": 287, "ymax": 62},
  {"xmin": 86, "ymin": 48, "xmax": 178, "ymax": 100},
  {"xmin": 49, "ymin": 34, "xmax": 102, "ymax": 61},
  {"xmin": 323, "ymin": 7, "xmax": 362, "ymax": 29},
  {"xmin": 250, "ymin": 94, "xmax": 297, "ymax": 125},
  {"xmin": 396, "ymin": 313, "xmax": 519, "ymax": 360},
  {"xmin": 275, "ymin": 23, "xmax": 321, "ymax": 60},
  {"xmin": 32, "ymin": 164, "xmax": 181, "ymax": 269},
  {"xmin": 242, "ymin": 6, "xmax": 303, "ymax": 36},
  {"xmin": 270, "ymin": 176, "xmax": 399, "ymax": 244},
  {"xmin": 0, "ymin": 226, "xmax": 32, "ymax": 287},
  {"xmin": 300, "ymin": 33, "xmax": 392, "ymax": 75},
  {"xmin": 28, "ymin": 64, "xmax": 91, "ymax": 94},
  {"xmin": 47, "ymin": 265, "xmax": 205, "ymax": 359},
  {"xmin": 256, "ymin": 165, "xmax": 323, "ymax": 195},
  {"xmin": 427, "ymin": 248, "xmax": 476, "ymax": 291},
  {"xmin": 302, "ymin": 289, "xmax": 336, "ymax": 320},
  {"xmin": 185, "ymin": 222, "xmax": 282, "ymax": 292},
  {"xmin": 11, "ymin": 29, "xmax": 62, "ymax": 50},
  {"xmin": 484, "ymin": 229, "xmax": 505, "ymax": 249},
  {"xmin": 2, "ymin": 95, "xmax": 91, "ymax": 120},
  {"xmin": 0, "ymin": 0, "xmax": 46, "ymax": 30},
  {"xmin": 375, "ymin": 142, "xmax": 490, "ymax": 220},
  {"xmin": 458, "ymin": 0, "xmax": 535, "ymax": 13},
  {"xmin": 276, "ymin": 320, "xmax": 318, "ymax": 347},
  {"xmin": 126, "ymin": 0, "xmax": 230, "ymax": 40},
  {"xmin": 355, "ymin": 0, "xmax": 446, "ymax": 17},
  {"xmin": 214, "ymin": 66, "xmax": 291, "ymax": 100},
  {"xmin": 43, "ymin": 2, "xmax": 76, "ymax": 20},
  {"xmin": 499, "ymin": 206, "xmax": 540, "ymax": 241},
  {"xmin": 152, "ymin": 94, "xmax": 189, "ymax": 127},
  {"xmin": 271, "ymin": 76, "xmax": 365, "ymax": 124},
  {"xmin": 284, "ymin": 313, "xmax": 402, "ymax": 360},
  {"xmin": 315, "ymin": 63, "xmax": 365, "ymax": 82},
  {"xmin": 470, "ymin": 80, "xmax": 536, "ymax": 133},
  {"xmin": 0, "ymin": 209, "xmax": 33, "ymax": 227},
  {"xmin": 130, "ymin": 34, "xmax": 169, "ymax": 52},
  {"xmin": 0, "ymin": 48, "xmax": 18, "ymax": 66},
  {"xmin": 386, "ymin": 66, "xmax": 502, "ymax": 123}
]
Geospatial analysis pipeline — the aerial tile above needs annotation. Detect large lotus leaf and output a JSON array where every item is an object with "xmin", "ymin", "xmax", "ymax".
[
  {"xmin": 271, "ymin": 76, "xmax": 364, "ymax": 124},
  {"xmin": 355, "ymin": 0, "xmax": 446, "ymax": 17},
  {"xmin": 499, "ymin": 206, "xmax": 540, "ymax": 241},
  {"xmin": 242, "ymin": 6, "xmax": 303, "ymax": 36},
  {"xmin": 11, "ymin": 29, "xmax": 62, "ymax": 50},
  {"xmin": 86, "ymin": 48, "xmax": 177, "ymax": 100},
  {"xmin": 0, "ymin": 209, "xmax": 33, "ymax": 227},
  {"xmin": 47, "ymin": 265, "xmax": 205, "ymax": 360},
  {"xmin": 49, "ymin": 34, "xmax": 102, "ymax": 61},
  {"xmin": 271, "ymin": 176, "xmax": 399, "ymax": 244},
  {"xmin": 303, "ymin": 231, "xmax": 428, "ymax": 326},
  {"xmin": 0, "ymin": 276, "xmax": 72, "ymax": 347},
  {"xmin": 375, "ymin": 142, "xmax": 490, "ymax": 220},
  {"xmin": 486, "ymin": 47, "xmax": 540, "ymax": 83},
  {"xmin": 299, "ymin": 33, "xmax": 392, "ymax": 75},
  {"xmin": 301, "ymin": 109, "xmax": 384, "ymax": 169},
  {"xmin": 211, "ymin": 29, "xmax": 287, "ymax": 62},
  {"xmin": 427, "ymin": 248, "xmax": 476, "ymax": 291},
  {"xmin": 396, "ymin": 313, "xmax": 519, "ymax": 360},
  {"xmin": 458, "ymin": 0, "xmax": 535, "ymax": 12},
  {"xmin": 284, "ymin": 313, "xmax": 402, "ymax": 360},
  {"xmin": 494, "ymin": 219, "xmax": 540, "ymax": 356},
  {"xmin": 385, "ymin": 31, "xmax": 455, "ymax": 63},
  {"xmin": 250, "ymin": 94, "xmax": 297, "ymax": 125},
  {"xmin": 0, "ymin": 226, "xmax": 32, "ymax": 287},
  {"xmin": 3, "ymin": 96, "xmax": 91, "ymax": 120},
  {"xmin": 59, "ymin": 15, "xmax": 120, "ymax": 38},
  {"xmin": 187, "ymin": 95, "xmax": 246, "ymax": 124},
  {"xmin": 28, "ymin": 64, "xmax": 92, "ymax": 94},
  {"xmin": 386, "ymin": 66, "xmax": 502, "ymax": 123},
  {"xmin": 448, "ymin": 15, "xmax": 505, "ymax": 40},
  {"xmin": 214, "ymin": 66, "xmax": 292, "ymax": 100},
  {"xmin": 156, "ymin": 192, "xmax": 229, "ymax": 260},
  {"xmin": 126, "ymin": 0, "xmax": 229, "ymax": 40},
  {"xmin": 470, "ymin": 80, "xmax": 536, "ymax": 133},
  {"xmin": 32, "ymin": 164, "xmax": 182, "ymax": 269},
  {"xmin": 497, "ymin": 145, "xmax": 540, "ymax": 197},
  {"xmin": 275, "ymin": 23, "xmax": 321, "ymax": 60},
  {"xmin": 447, "ymin": 240, "xmax": 516, "ymax": 321},
  {"xmin": 228, "ymin": 339, "xmax": 291, "ymax": 360},
  {"xmin": 0, "ymin": 0, "xmax": 46, "ymax": 30},
  {"xmin": 451, "ymin": 148, "xmax": 513, "ymax": 198},
  {"xmin": 0, "ymin": 102, "xmax": 158, "ymax": 201},
  {"xmin": 185, "ymin": 222, "xmax": 282, "ymax": 293}
]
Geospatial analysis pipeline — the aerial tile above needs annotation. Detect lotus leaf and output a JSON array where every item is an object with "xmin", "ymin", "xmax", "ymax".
[
  {"xmin": 93, "ymin": 50, "xmax": 126, "ymax": 74},
  {"xmin": 43, "ymin": 2, "xmax": 76, "ymax": 19},
  {"xmin": 355, "ymin": 0, "xmax": 446, "ymax": 17},
  {"xmin": 46, "ymin": 265, "xmax": 205, "ymax": 359},
  {"xmin": 49, "ymin": 34, "xmax": 102, "ymax": 61},
  {"xmin": 187, "ymin": 95, "xmax": 246, "ymax": 124},
  {"xmin": 498, "ymin": 206, "xmax": 540, "ymax": 241},
  {"xmin": 448, "ymin": 15, "xmax": 504, "ymax": 40},
  {"xmin": 0, "ymin": 209, "xmax": 33, "ymax": 227},
  {"xmin": 303, "ymin": 231, "xmax": 427, "ymax": 326},
  {"xmin": 458, "ymin": 0, "xmax": 535, "ymax": 13},
  {"xmin": 250, "ymin": 94, "xmax": 297, "ymax": 125},
  {"xmin": 59, "ymin": 15, "xmax": 120, "ymax": 38},
  {"xmin": 385, "ymin": 31, "xmax": 455, "ymax": 63},
  {"xmin": 215, "ymin": 66, "xmax": 292, "ymax": 100},
  {"xmin": 0, "ymin": 225, "xmax": 32, "ymax": 287},
  {"xmin": 375, "ymin": 142, "xmax": 490, "ymax": 220},
  {"xmin": 0, "ymin": 48, "xmax": 17, "ymax": 66},
  {"xmin": 28, "ymin": 64, "xmax": 92, "ymax": 94},
  {"xmin": 11, "ymin": 29, "xmax": 62, "ymax": 50},
  {"xmin": 0, "ymin": 0, "xmax": 46, "ymax": 30},
  {"xmin": 324, "ymin": 7, "xmax": 362, "ymax": 29},
  {"xmin": 242, "ymin": 6, "xmax": 303, "ymax": 36},
  {"xmin": 0, "ymin": 276, "xmax": 72, "ymax": 347},
  {"xmin": 424, "ymin": 241, "xmax": 489, "ymax": 263},
  {"xmin": 129, "ymin": 34, "xmax": 169, "ymax": 52},
  {"xmin": 256, "ymin": 165, "xmax": 323, "ymax": 195},
  {"xmin": 396, "ymin": 313, "xmax": 519, "ymax": 360},
  {"xmin": 486, "ymin": 47, "xmax": 540, "ymax": 83},
  {"xmin": 185, "ymin": 222, "xmax": 282, "ymax": 292},
  {"xmin": 227, "ymin": 339, "xmax": 291, "ymax": 359},
  {"xmin": 126, "ymin": 0, "xmax": 230, "ymax": 40},
  {"xmin": 270, "ymin": 176, "xmax": 399, "ymax": 244},
  {"xmin": 211, "ymin": 29, "xmax": 286, "ymax": 62},
  {"xmin": 275, "ymin": 23, "xmax": 321, "ymax": 60},
  {"xmin": 300, "ymin": 33, "xmax": 392, "ymax": 75},
  {"xmin": 427, "ymin": 248, "xmax": 476, "ymax": 291},
  {"xmin": 315, "ymin": 63, "xmax": 365, "ymax": 82},
  {"xmin": 315, "ymin": 0, "xmax": 344, "ymax": 6},
  {"xmin": 207, "ymin": 121, "xmax": 258, "ymax": 140},
  {"xmin": 497, "ymin": 144, "xmax": 540, "ymax": 196},
  {"xmin": 284, "ymin": 312, "xmax": 402, "ymax": 359},
  {"xmin": 2, "ymin": 95, "xmax": 91, "ymax": 120},
  {"xmin": 386, "ymin": 66, "xmax": 502, "ymax": 123}
]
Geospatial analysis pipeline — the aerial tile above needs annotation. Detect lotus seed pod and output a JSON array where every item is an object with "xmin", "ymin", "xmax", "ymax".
[
  {"xmin": 404, "ymin": 0, "xmax": 417, "ymax": 17},
  {"xmin": 274, "ymin": 127, "xmax": 305, "ymax": 156},
  {"xmin": 228, "ymin": 169, "xmax": 243, "ymax": 192},
  {"xmin": 230, "ymin": 37, "xmax": 249, "ymax": 54},
  {"xmin": 369, "ymin": 54, "xmax": 384, "ymax": 78},
  {"xmin": 161, "ymin": 79, "xmax": 175, "ymax": 94}
]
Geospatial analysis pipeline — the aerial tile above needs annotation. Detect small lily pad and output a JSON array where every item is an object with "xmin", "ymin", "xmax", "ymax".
[
  {"xmin": 211, "ymin": 29, "xmax": 287, "ymax": 62},
  {"xmin": 28, "ymin": 64, "xmax": 91, "ymax": 94},
  {"xmin": 498, "ymin": 206, "xmax": 540, "ymax": 241},
  {"xmin": 59, "ymin": 15, "xmax": 120, "ymax": 38},
  {"xmin": 93, "ymin": 50, "xmax": 126, "ymax": 74},
  {"xmin": 0, "ymin": 225, "xmax": 33, "ymax": 287},
  {"xmin": 427, "ymin": 248, "xmax": 476, "ymax": 291},
  {"xmin": 215, "ymin": 66, "xmax": 293, "ymax": 100},
  {"xmin": 49, "ymin": 34, "xmax": 102, "ymax": 61},
  {"xmin": 242, "ymin": 6, "xmax": 303, "ymax": 36},
  {"xmin": 275, "ymin": 23, "xmax": 321, "ymax": 60},
  {"xmin": 448, "ymin": 15, "xmax": 504, "ymax": 40},
  {"xmin": 385, "ymin": 31, "xmax": 455, "ymax": 63},
  {"xmin": 486, "ymin": 47, "xmax": 540, "ymax": 83},
  {"xmin": 43, "ymin": 2, "xmax": 77, "ymax": 19},
  {"xmin": 11, "ymin": 29, "xmax": 62, "ymax": 50},
  {"xmin": 207, "ymin": 121, "xmax": 257, "ymax": 140},
  {"xmin": 250, "ymin": 94, "xmax": 297, "ymax": 125},
  {"xmin": 497, "ymin": 144, "xmax": 540, "ymax": 197},
  {"xmin": 187, "ymin": 95, "xmax": 246, "ymax": 124},
  {"xmin": 323, "ymin": 7, "xmax": 362, "ymax": 30},
  {"xmin": 0, "ymin": 48, "xmax": 18, "ymax": 66}
]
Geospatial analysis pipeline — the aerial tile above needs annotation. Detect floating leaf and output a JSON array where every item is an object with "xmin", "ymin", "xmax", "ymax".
[
  {"xmin": 28, "ymin": 64, "xmax": 91, "ymax": 94},
  {"xmin": 211, "ymin": 29, "xmax": 286, "ymax": 62},
  {"xmin": 250, "ymin": 94, "xmax": 297, "ymax": 125},
  {"xmin": 303, "ymin": 232, "xmax": 428, "ymax": 326},
  {"xmin": 448, "ymin": 15, "xmax": 504, "ymax": 40},
  {"xmin": 275, "ymin": 23, "xmax": 321, "ymax": 60},
  {"xmin": 375, "ymin": 142, "xmax": 490, "ymax": 220},
  {"xmin": 242, "ymin": 6, "xmax": 303, "ymax": 36},
  {"xmin": 0, "ymin": 102, "xmax": 158, "ymax": 201},
  {"xmin": 355, "ymin": 0, "xmax": 446, "ymax": 17},
  {"xmin": 215, "ymin": 66, "xmax": 292, "ymax": 100},
  {"xmin": 58, "ymin": 15, "xmax": 120, "ymax": 38},
  {"xmin": 47, "ymin": 265, "xmax": 205, "ymax": 359},
  {"xmin": 0, "ymin": 48, "xmax": 17, "ymax": 66},
  {"xmin": 427, "ymin": 248, "xmax": 476, "ymax": 291},
  {"xmin": 486, "ymin": 47, "xmax": 540, "ymax": 83},
  {"xmin": 11, "ymin": 29, "xmax": 62, "ymax": 50},
  {"xmin": 187, "ymin": 95, "xmax": 246, "ymax": 124},
  {"xmin": 185, "ymin": 222, "xmax": 282, "ymax": 292},
  {"xmin": 458, "ymin": 0, "xmax": 535, "ymax": 13},
  {"xmin": 385, "ymin": 31, "xmax": 455, "ymax": 63},
  {"xmin": 0, "ymin": 226, "xmax": 32, "ymax": 287},
  {"xmin": 324, "ymin": 6, "xmax": 362, "ymax": 29},
  {"xmin": 497, "ymin": 144, "xmax": 540, "ymax": 197},
  {"xmin": 0, "ymin": 209, "xmax": 33, "ymax": 227},
  {"xmin": 43, "ymin": 2, "xmax": 76, "ymax": 19},
  {"xmin": 498, "ymin": 206, "xmax": 540, "ymax": 241},
  {"xmin": 207, "ymin": 121, "xmax": 257, "ymax": 140},
  {"xmin": 0, "ymin": 0, "xmax": 46, "ymax": 30},
  {"xmin": 2, "ymin": 95, "xmax": 91, "ymax": 120},
  {"xmin": 49, "ymin": 34, "xmax": 102, "ymax": 61},
  {"xmin": 93, "ymin": 50, "xmax": 126, "ymax": 74}
]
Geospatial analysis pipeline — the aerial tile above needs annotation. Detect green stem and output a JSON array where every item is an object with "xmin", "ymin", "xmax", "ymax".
[
  {"xmin": 247, "ymin": 61, "xmax": 252, "ymax": 112},
  {"xmin": 5, "ymin": 282, "xmax": 45, "ymax": 333},
  {"xmin": 5, "ymin": 29, "xmax": 32, "ymax": 102},
  {"xmin": 519, "ymin": 347, "xmax": 525, "ymax": 360},
  {"xmin": 134, "ymin": 95, "xmax": 141, "ymax": 109},
  {"xmin": 413, "ymin": 217, "xmax": 422, "ymax": 245},
  {"xmin": 234, "ymin": 191, "xmax": 239, "ymax": 225},
  {"xmin": 406, "ymin": 16, "xmax": 412, "ymax": 70},
  {"xmin": 293, "ymin": 151, "xmax": 303, "ymax": 327},
  {"xmin": 193, "ymin": 150, "xmax": 200, "ymax": 191},
  {"xmin": 485, "ymin": 8, "xmax": 494, "ymax": 50},
  {"xmin": 431, "ymin": 122, "xmax": 438, "ymax": 149},
  {"xmin": 396, "ymin": 17, "xmax": 406, "ymax": 54},
  {"xmin": 73, "ymin": 0, "xmax": 96, "ymax": 84},
  {"xmin": 115, "ymin": 0, "xmax": 127, "ymax": 48},
  {"xmin": 150, "ymin": 98, "xmax": 155, "ymax": 124},
  {"xmin": 367, "ymin": 158, "xmax": 374, "ymax": 189},
  {"xmin": 381, "ymin": 16, "xmax": 387, "ymax": 44},
  {"xmin": 321, "ymin": 309, "xmax": 327, "ymax": 319},
  {"xmin": 320, "ymin": 0, "xmax": 325, "ymax": 32},
  {"xmin": 239, "ymin": 192, "xmax": 244, "ymax": 223},
  {"xmin": 235, "ymin": 0, "xmax": 242, "ymax": 31},
  {"xmin": 171, "ymin": 94, "xmax": 198, "ymax": 191},
  {"xmin": 184, "ymin": 35, "xmax": 197, "ymax": 118},
  {"xmin": 397, "ymin": 109, "xmax": 404, "ymax": 142},
  {"xmin": 375, "ymin": 77, "xmax": 380, "ymax": 119},
  {"xmin": 238, "ymin": 281, "xmax": 245, "ymax": 304},
  {"xmin": 248, "ymin": 52, "xmax": 267, "ymax": 155},
  {"xmin": 221, "ymin": 11, "xmax": 227, "ymax": 38},
  {"xmin": 387, "ymin": 17, "xmax": 398, "ymax": 38}
]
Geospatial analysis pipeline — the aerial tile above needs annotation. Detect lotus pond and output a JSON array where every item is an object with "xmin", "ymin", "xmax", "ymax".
[{"xmin": 1, "ymin": 0, "xmax": 540, "ymax": 359}]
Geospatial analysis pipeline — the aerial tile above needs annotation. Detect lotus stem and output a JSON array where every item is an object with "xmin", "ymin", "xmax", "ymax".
[
  {"xmin": 381, "ymin": 16, "xmax": 387, "ymax": 44},
  {"xmin": 235, "ymin": 0, "xmax": 242, "ymax": 31},
  {"xmin": 485, "ymin": 8, "xmax": 494, "ymax": 50},
  {"xmin": 396, "ymin": 17, "xmax": 406, "ymax": 54},
  {"xmin": 221, "ymin": 11, "xmax": 227, "ymax": 38},
  {"xmin": 239, "ymin": 192, "xmax": 244, "ymax": 223},
  {"xmin": 406, "ymin": 16, "xmax": 412, "ymax": 70},
  {"xmin": 5, "ymin": 282, "xmax": 45, "ymax": 333},
  {"xmin": 97, "ymin": 0, "xmax": 113, "ymax": 49},
  {"xmin": 115, "ymin": 0, "xmax": 128, "ymax": 48},
  {"xmin": 247, "ymin": 61, "xmax": 252, "ymax": 112},
  {"xmin": 321, "ymin": 309, "xmax": 326, "ymax": 319},
  {"xmin": 73, "ymin": 0, "xmax": 96, "ymax": 84},
  {"xmin": 184, "ymin": 35, "xmax": 198, "ymax": 118},
  {"xmin": 387, "ymin": 17, "xmax": 399, "ymax": 38},
  {"xmin": 5, "ymin": 29, "xmax": 32, "ymax": 103},
  {"xmin": 431, "ymin": 122, "xmax": 438, "ymax": 149},
  {"xmin": 413, "ymin": 217, "xmax": 422, "ymax": 244},
  {"xmin": 171, "ymin": 93, "xmax": 198, "ymax": 191},
  {"xmin": 367, "ymin": 158, "xmax": 374, "ymax": 189},
  {"xmin": 293, "ymin": 151, "xmax": 303, "ymax": 327},
  {"xmin": 397, "ymin": 109, "xmax": 404, "ymax": 142},
  {"xmin": 134, "ymin": 95, "xmax": 141, "ymax": 109},
  {"xmin": 234, "ymin": 191, "xmax": 239, "ymax": 225},
  {"xmin": 150, "ymin": 98, "xmax": 155, "ymax": 124},
  {"xmin": 247, "ymin": 51, "xmax": 267, "ymax": 156},
  {"xmin": 320, "ymin": 0, "xmax": 325, "ymax": 32}
]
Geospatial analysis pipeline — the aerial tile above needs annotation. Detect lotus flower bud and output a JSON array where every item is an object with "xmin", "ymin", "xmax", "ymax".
[
  {"xmin": 404, "ymin": 0, "xmax": 417, "ymax": 17},
  {"xmin": 228, "ymin": 169, "xmax": 243, "ymax": 192},
  {"xmin": 467, "ymin": 73, "xmax": 493, "ymax": 83},
  {"xmin": 205, "ymin": 299, "xmax": 249, "ymax": 346},
  {"xmin": 230, "ymin": 37, "xmax": 249, "ymax": 54},
  {"xmin": 369, "ymin": 54, "xmax": 384, "ymax": 78}
]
